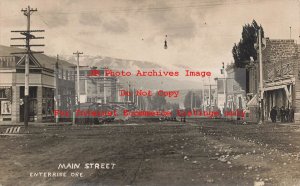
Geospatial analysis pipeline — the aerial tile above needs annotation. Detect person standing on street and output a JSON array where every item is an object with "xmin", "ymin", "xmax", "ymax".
[
  {"xmin": 280, "ymin": 106, "xmax": 285, "ymax": 122},
  {"xmin": 276, "ymin": 106, "xmax": 280, "ymax": 122},
  {"xmin": 270, "ymin": 106, "xmax": 277, "ymax": 123},
  {"xmin": 286, "ymin": 107, "xmax": 290, "ymax": 122},
  {"xmin": 290, "ymin": 107, "xmax": 294, "ymax": 122}
]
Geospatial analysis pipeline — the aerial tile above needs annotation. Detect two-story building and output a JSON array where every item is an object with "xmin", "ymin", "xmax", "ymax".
[
  {"xmin": 225, "ymin": 64, "xmax": 247, "ymax": 113},
  {"xmin": 0, "ymin": 45, "xmax": 75, "ymax": 124},
  {"xmin": 248, "ymin": 38, "xmax": 300, "ymax": 122},
  {"xmin": 76, "ymin": 66, "xmax": 119, "ymax": 104}
]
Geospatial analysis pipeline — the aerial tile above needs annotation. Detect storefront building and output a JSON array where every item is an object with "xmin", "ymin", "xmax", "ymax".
[
  {"xmin": 262, "ymin": 39, "xmax": 298, "ymax": 121},
  {"xmin": 77, "ymin": 66, "xmax": 118, "ymax": 104},
  {"xmin": 248, "ymin": 38, "xmax": 300, "ymax": 122},
  {"xmin": 0, "ymin": 45, "xmax": 75, "ymax": 124}
]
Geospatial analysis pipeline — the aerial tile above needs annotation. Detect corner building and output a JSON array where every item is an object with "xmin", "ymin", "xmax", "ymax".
[{"xmin": 0, "ymin": 45, "xmax": 75, "ymax": 124}]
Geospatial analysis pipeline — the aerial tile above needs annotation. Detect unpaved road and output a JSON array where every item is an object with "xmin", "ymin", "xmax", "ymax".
[{"xmin": 0, "ymin": 120, "xmax": 300, "ymax": 186}]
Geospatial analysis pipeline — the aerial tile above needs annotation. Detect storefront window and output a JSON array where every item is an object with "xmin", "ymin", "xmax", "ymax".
[
  {"xmin": 20, "ymin": 86, "xmax": 37, "ymax": 98},
  {"xmin": 0, "ymin": 87, "xmax": 11, "ymax": 99},
  {"xmin": 42, "ymin": 87, "xmax": 54, "ymax": 116}
]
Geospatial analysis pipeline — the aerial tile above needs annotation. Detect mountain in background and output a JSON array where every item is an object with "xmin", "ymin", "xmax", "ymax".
[
  {"xmin": 62, "ymin": 55, "xmax": 162, "ymax": 70},
  {"xmin": 61, "ymin": 55, "xmax": 203, "ymax": 91}
]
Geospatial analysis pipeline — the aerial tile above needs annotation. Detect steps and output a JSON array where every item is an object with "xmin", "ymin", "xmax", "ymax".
[{"xmin": 5, "ymin": 127, "xmax": 21, "ymax": 134}]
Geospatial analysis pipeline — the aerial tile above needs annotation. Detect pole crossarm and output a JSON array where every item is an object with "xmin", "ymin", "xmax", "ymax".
[
  {"xmin": 10, "ymin": 51, "xmax": 44, "ymax": 55},
  {"xmin": 11, "ymin": 37, "xmax": 44, "ymax": 40},
  {"xmin": 11, "ymin": 44, "xmax": 45, "ymax": 47},
  {"xmin": 11, "ymin": 30, "xmax": 44, "ymax": 32}
]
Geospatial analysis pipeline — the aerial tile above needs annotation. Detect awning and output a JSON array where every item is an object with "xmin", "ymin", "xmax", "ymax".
[
  {"xmin": 264, "ymin": 85, "xmax": 285, "ymax": 91},
  {"xmin": 247, "ymin": 94, "xmax": 259, "ymax": 107}
]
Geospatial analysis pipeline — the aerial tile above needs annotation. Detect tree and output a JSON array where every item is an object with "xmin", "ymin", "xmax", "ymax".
[
  {"xmin": 146, "ymin": 96, "xmax": 152, "ymax": 110},
  {"xmin": 165, "ymin": 102, "xmax": 180, "ymax": 110},
  {"xmin": 184, "ymin": 91, "xmax": 201, "ymax": 109},
  {"xmin": 151, "ymin": 91, "xmax": 166, "ymax": 110},
  {"xmin": 232, "ymin": 20, "xmax": 264, "ymax": 68}
]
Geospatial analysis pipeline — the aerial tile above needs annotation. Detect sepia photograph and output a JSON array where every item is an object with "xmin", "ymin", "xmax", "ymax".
[{"xmin": 0, "ymin": 0, "xmax": 300, "ymax": 185}]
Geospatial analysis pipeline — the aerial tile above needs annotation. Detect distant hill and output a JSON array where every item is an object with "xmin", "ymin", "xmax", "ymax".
[
  {"xmin": 61, "ymin": 55, "xmax": 205, "ymax": 105},
  {"xmin": 62, "ymin": 55, "xmax": 162, "ymax": 70},
  {"xmin": 61, "ymin": 55, "xmax": 203, "ymax": 90}
]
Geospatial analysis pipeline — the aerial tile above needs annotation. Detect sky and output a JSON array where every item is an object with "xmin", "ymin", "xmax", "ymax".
[{"xmin": 0, "ymin": 0, "xmax": 299, "ymax": 75}]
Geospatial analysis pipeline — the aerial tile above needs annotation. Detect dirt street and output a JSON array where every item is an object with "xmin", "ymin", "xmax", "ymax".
[{"xmin": 0, "ymin": 120, "xmax": 300, "ymax": 186}]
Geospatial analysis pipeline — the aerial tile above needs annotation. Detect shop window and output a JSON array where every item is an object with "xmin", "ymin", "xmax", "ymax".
[
  {"xmin": 42, "ymin": 99, "xmax": 54, "ymax": 115},
  {"xmin": 29, "ymin": 99, "xmax": 37, "ymax": 116},
  {"xmin": 42, "ymin": 87, "xmax": 54, "ymax": 98},
  {"xmin": 42, "ymin": 87, "xmax": 54, "ymax": 116},
  {"xmin": 20, "ymin": 86, "xmax": 37, "ymax": 98},
  {"xmin": 0, "ymin": 89, "xmax": 6, "ymax": 98},
  {"xmin": 0, "ymin": 87, "xmax": 11, "ymax": 100},
  {"xmin": 0, "ymin": 87, "xmax": 12, "ymax": 116}
]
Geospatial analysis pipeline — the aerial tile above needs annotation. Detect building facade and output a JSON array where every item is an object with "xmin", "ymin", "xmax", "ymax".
[
  {"xmin": 0, "ymin": 45, "xmax": 75, "ymax": 124},
  {"xmin": 215, "ymin": 63, "xmax": 247, "ymax": 119},
  {"xmin": 248, "ymin": 38, "xmax": 300, "ymax": 122},
  {"xmin": 225, "ymin": 64, "xmax": 247, "ymax": 112},
  {"xmin": 76, "ymin": 67, "xmax": 119, "ymax": 104},
  {"xmin": 262, "ymin": 39, "xmax": 299, "ymax": 122}
]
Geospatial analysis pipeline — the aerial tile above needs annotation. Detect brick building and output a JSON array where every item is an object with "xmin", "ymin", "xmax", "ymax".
[
  {"xmin": 0, "ymin": 45, "xmax": 75, "ymax": 123},
  {"xmin": 248, "ymin": 38, "xmax": 300, "ymax": 122}
]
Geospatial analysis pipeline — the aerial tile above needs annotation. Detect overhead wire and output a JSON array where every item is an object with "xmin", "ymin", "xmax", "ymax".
[{"xmin": 38, "ymin": 0, "xmax": 255, "ymax": 15}]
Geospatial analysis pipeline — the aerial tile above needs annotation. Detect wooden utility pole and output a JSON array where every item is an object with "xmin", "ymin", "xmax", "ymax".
[
  {"xmin": 11, "ymin": 6, "xmax": 44, "ymax": 127},
  {"xmin": 127, "ymin": 81, "xmax": 130, "ymax": 102},
  {"xmin": 202, "ymin": 79, "xmax": 205, "ymax": 111},
  {"xmin": 55, "ymin": 55, "xmax": 59, "ymax": 124},
  {"xmin": 127, "ymin": 81, "xmax": 131, "ymax": 109},
  {"xmin": 204, "ymin": 84, "xmax": 217, "ymax": 112},
  {"xmin": 190, "ymin": 91, "xmax": 193, "ymax": 109},
  {"xmin": 73, "ymin": 51, "xmax": 83, "ymax": 105},
  {"xmin": 103, "ymin": 68, "xmax": 106, "ymax": 104},
  {"xmin": 258, "ymin": 28, "xmax": 264, "ymax": 124},
  {"xmin": 72, "ymin": 51, "xmax": 83, "ymax": 125},
  {"xmin": 136, "ymin": 88, "xmax": 139, "ymax": 109},
  {"xmin": 221, "ymin": 62, "xmax": 227, "ymax": 114}
]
